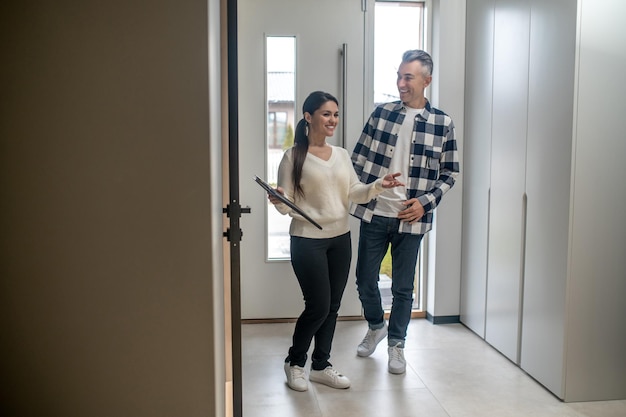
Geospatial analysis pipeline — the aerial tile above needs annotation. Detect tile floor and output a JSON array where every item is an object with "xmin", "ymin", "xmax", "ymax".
[{"xmin": 242, "ymin": 319, "xmax": 626, "ymax": 417}]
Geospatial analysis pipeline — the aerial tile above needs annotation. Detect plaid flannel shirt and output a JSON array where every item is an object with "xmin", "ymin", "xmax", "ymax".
[{"xmin": 349, "ymin": 100, "xmax": 459, "ymax": 235}]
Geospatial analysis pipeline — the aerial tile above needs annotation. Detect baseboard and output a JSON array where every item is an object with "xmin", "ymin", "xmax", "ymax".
[{"xmin": 426, "ymin": 313, "xmax": 461, "ymax": 324}]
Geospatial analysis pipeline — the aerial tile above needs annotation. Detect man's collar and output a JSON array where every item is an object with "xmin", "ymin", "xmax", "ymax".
[{"xmin": 397, "ymin": 98, "xmax": 431, "ymax": 119}]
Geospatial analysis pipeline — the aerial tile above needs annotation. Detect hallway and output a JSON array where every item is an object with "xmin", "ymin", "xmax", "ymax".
[{"xmin": 242, "ymin": 319, "xmax": 626, "ymax": 416}]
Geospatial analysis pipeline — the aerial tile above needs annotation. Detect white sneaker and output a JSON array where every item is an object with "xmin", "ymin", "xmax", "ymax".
[
  {"xmin": 309, "ymin": 366, "xmax": 351, "ymax": 389},
  {"xmin": 284, "ymin": 363, "xmax": 308, "ymax": 391},
  {"xmin": 388, "ymin": 343, "xmax": 406, "ymax": 374},
  {"xmin": 356, "ymin": 322, "xmax": 388, "ymax": 357}
]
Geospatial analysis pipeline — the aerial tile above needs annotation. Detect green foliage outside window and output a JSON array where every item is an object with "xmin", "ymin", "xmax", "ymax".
[
  {"xmin": 380, "ymin": 246, "xmax": 392, "ymax": 277},
  {"xmin": 282, "ymin": 123, "xmax": 294, "ymax": 150}
]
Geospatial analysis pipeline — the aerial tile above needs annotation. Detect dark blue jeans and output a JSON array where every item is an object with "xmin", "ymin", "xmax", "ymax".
[
  {"xmin": 286, "ymin": 232, "xmax": 351, "ymax": 370},
  {"xmin": 356, "ymin": 216, "xmax": 423, "ymax": 346}
]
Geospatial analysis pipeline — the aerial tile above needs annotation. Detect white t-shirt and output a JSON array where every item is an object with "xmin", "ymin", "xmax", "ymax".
[{"xmin": 373, "ymin": 106, "xmax": 423, "ymax": 217}]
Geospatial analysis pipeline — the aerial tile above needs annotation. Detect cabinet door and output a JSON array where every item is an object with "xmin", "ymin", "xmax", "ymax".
[
  {"xmin": 520, "ymin": 0, "xmax": 576, "ymax": 398},
  {"xmin": 485, "ymin": 0, "xmax": 530, "ymax": 364},
  {"xmin": 460, "ymin": 0, "xmax": 495, "ymax": 338}
]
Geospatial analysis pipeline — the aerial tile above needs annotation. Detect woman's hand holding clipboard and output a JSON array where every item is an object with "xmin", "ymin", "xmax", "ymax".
[{"xmin": 253, "ymin": 176, "xmax": 323, "ymax": 230}]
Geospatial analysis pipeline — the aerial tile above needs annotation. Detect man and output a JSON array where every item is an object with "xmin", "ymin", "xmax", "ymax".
[{"xmin": 350, "ymin": 49, "xmax": 459, "ymax": 374}]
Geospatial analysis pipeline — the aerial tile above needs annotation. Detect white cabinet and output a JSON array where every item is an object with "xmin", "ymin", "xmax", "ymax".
[
  {"xmin": 459, "ymin": 0, "xmax": 493, "ymax": 337},
  {"xmin": 485, "ymin": 0, "xmax": 531, "ymax": 364},
  {"xmin": 520, "ymin": 0, "xmax": 577, "ymax": 397},
  {"xmin": 461, "ymin": 0, "xmax": 626, "ymax": 402}
]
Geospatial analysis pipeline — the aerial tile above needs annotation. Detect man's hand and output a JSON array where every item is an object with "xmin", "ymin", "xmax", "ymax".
[{"xmin": 398, "ymin": 198, "xmax": 425, "ymax": 224}]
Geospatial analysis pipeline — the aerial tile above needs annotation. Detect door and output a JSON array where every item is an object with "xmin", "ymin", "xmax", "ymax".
[{"xmin": 238, "ymin": 0, "xmax": 369, "ymax": 319}]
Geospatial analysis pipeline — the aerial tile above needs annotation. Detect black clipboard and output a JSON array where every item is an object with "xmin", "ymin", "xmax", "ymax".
[{"xmin": 254, "ymin": 176, "xmax": 323, "ymax": 230}]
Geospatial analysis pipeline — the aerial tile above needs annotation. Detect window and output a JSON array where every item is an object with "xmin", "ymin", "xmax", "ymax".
[
  {"xmin": 267, "ymin": 111, "xmax": 288, "ymax": 148},
  {"xmin": 265, "ymin": 36, "xmax": 295, "ymax": 260},
  {"xmin": 373, "ymin": 1, "xmax": 425, "ymax": 106},
  {"xmin": 373, "ymin": 1, "xmax": 427, "ymax": 312}
]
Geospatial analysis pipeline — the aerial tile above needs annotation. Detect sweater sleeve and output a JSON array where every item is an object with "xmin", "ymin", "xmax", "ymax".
[
  {"xmin": 274, "ymin": 149, "xmax": 295, "ymax": 216},
  {"xmin": 342, "ymin": 148, "xmax": 385, "ymax": 204}
]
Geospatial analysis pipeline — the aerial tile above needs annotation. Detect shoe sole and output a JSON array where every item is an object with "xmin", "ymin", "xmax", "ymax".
[
  {"xmin": 286, "ymin": 382, "xmax": 308, "ymax": 391},
  {"xmin": 388, "ymin": 366, "xmax": 406, "ymax": 375},
  {"xmin": 309, "ymin": 373, "xmax": 350, "ymax": 389}
]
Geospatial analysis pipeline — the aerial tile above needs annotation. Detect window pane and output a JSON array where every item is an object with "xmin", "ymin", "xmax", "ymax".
[
  {"xmin": 374, "ymin": 2, "xmax": 424, "ymax": 106},
  {"xmin": 374, "ymin": 1, "xmax": 425, "ymax": 311},
  {"xmin": 267, "ymin": 111, "xmax": 288, "ymax": 148},
  {"xmin": 266, "ymin": 36, "xmax": 295, "ymax": 260}
]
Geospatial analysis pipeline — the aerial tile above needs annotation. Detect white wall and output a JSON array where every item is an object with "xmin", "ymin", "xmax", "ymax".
[{"xmin": 426, "ymin": 0, "xmax": 466, "ymax": 320}]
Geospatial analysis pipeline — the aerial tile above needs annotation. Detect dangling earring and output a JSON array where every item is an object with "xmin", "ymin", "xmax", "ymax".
[{"xmin": 304, "ymin": 122, "xmax": 309, "ymax": 137}]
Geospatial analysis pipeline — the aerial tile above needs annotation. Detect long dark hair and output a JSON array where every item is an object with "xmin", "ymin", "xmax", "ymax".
[{"xmin": 292, "ymin": 91, "xmax": 339, "ymax": 199}]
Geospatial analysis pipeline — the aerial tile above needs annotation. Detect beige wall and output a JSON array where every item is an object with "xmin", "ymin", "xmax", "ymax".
[{"xmin": 0, "ymin": 1, "xmax": 220, "ymax": 416}]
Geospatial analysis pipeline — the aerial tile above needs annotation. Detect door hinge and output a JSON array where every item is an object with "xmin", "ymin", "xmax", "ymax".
[
  {"xmin": 223, "ymin": 202, "xmax": 251, "ymax": 243},
  {"xmin": 362, "ymin": 0, "xmax": 367, "ymax": 12}
]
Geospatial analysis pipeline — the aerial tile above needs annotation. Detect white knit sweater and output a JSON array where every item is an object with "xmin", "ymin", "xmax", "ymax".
[{"xmin": 275, "ymin": 146, "xmax": 385, "ymax": 239}]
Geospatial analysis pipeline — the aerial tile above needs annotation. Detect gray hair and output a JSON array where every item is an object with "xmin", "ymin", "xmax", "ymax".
[{"xmin": 401, "ymin": 49, "xmax": 433, "ymax": 77}]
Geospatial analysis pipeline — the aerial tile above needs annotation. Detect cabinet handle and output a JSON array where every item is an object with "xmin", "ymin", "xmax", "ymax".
[{"xmin": 517, "ymin": 192, "xmax": 528, "ymax": 365}]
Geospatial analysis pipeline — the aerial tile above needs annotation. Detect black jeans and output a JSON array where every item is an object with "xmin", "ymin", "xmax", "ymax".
[{"xmin": 286, "ymin": 232, "xmax": 351, "ymax": 370}]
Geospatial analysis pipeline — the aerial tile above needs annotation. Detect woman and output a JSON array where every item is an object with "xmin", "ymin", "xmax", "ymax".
[{"xmin": 268, "ymin": 91, "xmax": 403, "ymax": 391}]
